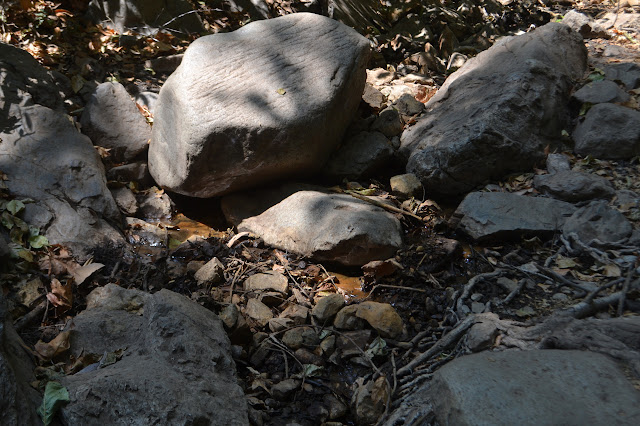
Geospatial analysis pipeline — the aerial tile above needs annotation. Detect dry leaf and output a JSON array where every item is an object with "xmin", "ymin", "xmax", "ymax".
[
  {"xmin": 556, "ymin": 256, "xmax": 577, "ymax": 269},
  {"xmin": 35, "ymin": 331, "xmax": 70, "ymax": 361},
  {"xmin": 47, "ymin": 278, "xmax": 73, "ymax": 312},
  {"xmin": 71, "ymin": 263, "xmax": 104, "ymax": 285},
  {"xmin": 603, "ymin": 263, "xmax": 622, "ymax": 277}
]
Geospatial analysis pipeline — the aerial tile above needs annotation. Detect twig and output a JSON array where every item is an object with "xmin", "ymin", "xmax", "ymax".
[
  {"xmin": 617, "ymin": 269, "xmax": 636, "ymax": 317},
  {"xmin": 456, "ymin": 270, "xmax": 503, "ymax": 316},
  {"xmin": 371, "ymin": 284, "xmax": 427, "ymax": 293},
  {"xmin": 13, "ymin": 300, "xmax": 47, "ymax": 332},
  {"xmin": 503, "ymin": 278, "xmax": 528, "ymax": 305},
  {"xmin": 334, "ymin": 188, "xmax": 423, "ymax": 221},
  {"xmin": 562, "ymin": 291, "xmax": 625, "ymax": 319},
  {"xmin": 397, "ymin": 315, "xmax": 476, "ymax": 377}
]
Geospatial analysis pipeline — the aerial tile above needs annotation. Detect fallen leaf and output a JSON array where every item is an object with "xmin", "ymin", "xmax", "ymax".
[
  {"xmin": 35, "ymin": 331, "xmax": 70, "ymax": 361},
  {"xmin": 70, "ymin": 263, "xmax": 104, "ymax": 285},
  {"xmin": 556, "ymin": 255, "xmax": 577, "ymax": 269},
  {"xmin": 276, "ymin": 88, "xmax": 286, "ymax": 95},
  {"xmin": 603, "ymin": 263, "xmax": 622, "ymax": 277},
  {"xmin": 47, "ymin": 278, "xmax": 72, "ymax": 312},
  {"xmin": 37, "ymin": 381, "xmax": 69, "ymax": 426}
]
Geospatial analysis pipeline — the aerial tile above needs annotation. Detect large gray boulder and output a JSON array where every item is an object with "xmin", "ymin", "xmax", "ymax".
[
  {"xmin": 388, "ymin": 350, "xmax": 640, "ymax": 425},
  {"xmin": 0, "ymin": 105, "xmax": 124, "ymax": 259},
  {"xmin": 81, "ymin": 82, "xmax": 151, "ymax": 163},
  {"xmin": 60, "ymin": 284, "xmax": 249, "ymax": 425},
  {"xmin": 149, "ymin": 13, "xmax": 370, "ymax": 197},
  {"xmin": 450, "ymin": 192, "xmax": 576, "ymax": 242},
  {"xmin": 87, "ymin": 0, "xmax": 205, "ymax": 35},
  {"xmin": 400, "ymin": 23, "xmax": 587, "ymax": 196},
  {"xmin": 238, "ymin": 190, "xmax": 403, "ymax": 266},
  {"xmin": 0, "ymin": 295, "xmax": 41, "ymax": 426}
]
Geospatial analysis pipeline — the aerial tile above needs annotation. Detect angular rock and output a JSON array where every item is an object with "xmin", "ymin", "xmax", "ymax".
[
  {"xmin": 282, "ymin": 327, "xmax": 319, "ymax": 350},
  {"xmin": 194, "ymin": 257, "xmax": 225, "ymax": 285},
  {"xmin": 390, "ymin": 173, "xmax": 423, "ymax": 199},
  {"xmin": 0, "ymin": 295, "xmax": 41, "ymax": 426},
  {"xmin": 333, "ymin": 304, "xmax": 366, "ymax": 330},
  {"xmin": 238, "ymin": 190, "xmax": 403, "ymax": 266},
  {"xmin": 106, "ymin": 161, "xmax": 154, "ymax": 186},
  {"xmin": 312, "ymin": 294, "xmax": 345, "ymax": 323},
  {"xmin": 137, "ymin": 189, "xmax": 173, "ymax": 220},
  {"xmin": 149, "ymin": 13, "xmax": 370, "ymax": 197},
  {"xmin": 0, "ymin": 105, "xmax": 124, "ymax": 259},
  {"xmin": 81, "ymin": 82, "xmax": 151, "ymax": 162},
  {"xmin": 245, "ymin": 298, "xmax": 273, "ymax": 327},
  {"xmin": 403, "ymin": 350, "xmax": 640, "ymax": 426},
  {"xmin": 533, "ymin": 170, "xmax": 615, "ymax": 202},
  {"xmin": 451, "ymin": 192, "xmax": 576, "ymax": 242},
  {"xmin": 279, "ymin": 304, "xmax": 309, "ymax": 325},
  {"xmin": 572, "ymin": 80, "xmax": 629, "ymax": 104},
  {"xmin": 60, "ymin": 284, "xmax": 248, "ymax": 424},
  {"xmin": 355, "ymin": 301, "xmax": 403, "ymax": 339},
  {"xmin": 604, "ymin": 62, "xmax": 640, "ymax": 90},
  {"xmin": 546, "ymin": 153, "xmax": 571, "ymax": 174},
  {"xmin": 573, "ymin": 103, "xmax": 640, "ymax": 160},
  {"xmin": 323, "ymin": 131, "xmax": 394, "ymax": 180},
  {"xmin": 562, "ymin": 10, "xmax": 610, "ymax": 39},
  {"xmin": 110, "ymin": 186, "xmax": 138, "ymax": 216},
  {"xmin": 393, "ymin": 93, "xmax": 424, "ymax": 118},
  {"xmin": 353, "ymin": 376, "xmax": 390, "ymax": 425},
  {"xmin": 244, "ymin": 272, "xmax": 289, "ymax": 293},
  {"xmin": 336, "ymin": 329, "xmax": 373, "ymax": 358},
  {"xmin": 87, "ymin": 0, "xmax": 205, "ymax": 35},
  {"xmin": 400, "ymin": 23, "xmax": 587, "ymax": 195},
  {"xmin": 362, "ymin": 83, "xmax": 386, "ymax": 110},
  {"xmin": 563, "ymin": 201, "xmax": 633, "ymax": 245}
]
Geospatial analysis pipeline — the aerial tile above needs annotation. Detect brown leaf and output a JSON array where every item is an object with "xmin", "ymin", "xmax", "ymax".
[
  {"xmin": 35, "ymin": 331, "xmax": 70, "ymax": 361},
  {"xmin": 71, "ymin": 263, "xmax": 104, "ymax": 285},
  {"xmin": 47, "ymin": 278, "xmax": 72, "ymax": 312}
]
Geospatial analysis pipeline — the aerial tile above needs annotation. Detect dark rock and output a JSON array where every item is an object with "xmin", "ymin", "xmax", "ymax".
[
  {"xmin": 149, "ymin": 13, "xmax": 370, "ymax": 197},
  {"xmin": 451, "ymin": 192, "xmax": 576, "ymax": 242},
  {"xmin": 323, "ymin": 131, "xmax": 394, "ymax": 180},
  {"xmin": 238, "ymin": 190, "xmax": 403, "ymax": 267},
  {"xmin": 106, "ymin": 161, "xmax": 154, "ymax": 186},
  {"xmin": 572, "ymin": 80, "xmax": 629, "ymax": 104},
  {"xmin": 0, "ymin": 295, "xmax": 41, "ymax": 426},
  {"xmin": 111, "ymin": 187, "xmax": 138, "ymax": 216},
  {"xmin": 194, "ymin": 257, "xmax": 225, "ymax": 285},
  {"xmin": 400, "ymin": 23, "xmax": 587, "ymax": 196},
  {"xmin": 0, "ymin": 105, "xmax": 124, "ymax": 259},
  {"xmin": 362, "ymin": 83, "xmax": 386, "ymax": 110},
  {"xmin": 137, "ymin": 190, "xmax": 173, "ymax": 220},
  {"xmin": 563, "ymin": 201, "xmax": 633, "ymax": 245},
  {"xmin": 573, "ymin": 103, "xmax": 640, "ymax": 160},
  {"xmin": 87, "ymin": 0, "xmax": 205, "ymax": 35},
  {"xmin": 312, "ymin": 294, "xmax": 345, "ymax": 323},
  {"xmin": 144, "ymin": 54, "xmax": 184, "ymax": 74},
  {"xmin": 355, "ymin": 301, "xmax": 404, "ymax": 339},
  {"xmin": 282, "ymin": 327, "xmax": 319, "ymax": 350},
  {"xmin": 533, "ymin": 170, "xmax": 615, "ymax": 202},
  {"xmin": 393, "ymin": 93, "xmax": 424, "ymax": 118},
  {"xmin": 390, "ymin": 173, "xmax": 423, "ymax": 199},
  {"xmin": 604, "ymin": 62, "xmax": 640, "ymax": 90},
  {"xmin": 60, "ymin": 284, "xmax": 248, "ymax": 425},
  {"xmin": 81, "ymin": 82, "xmax": 151, "ymax": 162},
  {"xmin": 371, "ymin": 108, "xmax": 403, "ymax": 138},
  {"xmin": 395, "ymin": 350, "xmax": 640, "ymax": 425},
  {"xmin": 334, "ymin": 305, "xmax": 366, "ymax": 330}
]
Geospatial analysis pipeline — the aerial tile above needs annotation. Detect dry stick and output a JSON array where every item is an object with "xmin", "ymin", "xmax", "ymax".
[
  {"xmin": 502, "ymin": 278, "xmax": 528, "ymax": 305},
  {"xmin": 371, "ymin": 284, "xmax": 427, "ymax": 293},
  {"xmin": 13, "ymin": 300, "xmax": 47, "ymax": 332},
  {"xmin": 563, "ymin": 291, "xmax": 625, "ymax": 319},
  {"xmin": 617, "ymin": 270, "xmax": 636, "ymax": 317},
  {"xmin": 581, "ymin": 276, "xmax": 625, "ymax": 305},
  {"xmin": 456, "ymin": 270, "xmax": 503, "ymax": 315},
  {"xmin": 397, "ymin": 315, "xmax": 476, "ymax": 377},
  {"xmin": 532, "ymin": 265, "xmax": 593, "ymax": 295},
  {"xmin": 338, "ymin": 189, "xmax": 423, "ymax": 221}
]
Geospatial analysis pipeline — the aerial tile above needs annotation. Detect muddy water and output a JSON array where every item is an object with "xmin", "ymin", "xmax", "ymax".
[{"xmin": 330, "ymin": 272, "xmax": 369, "ymax": 301}]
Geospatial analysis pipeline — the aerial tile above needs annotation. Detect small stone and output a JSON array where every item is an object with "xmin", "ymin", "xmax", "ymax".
[
  {"xmin": 496, "ymin": 277, "xmax": 518, "ymax": 293},
  {"xmin": 355, "ymin": 301, "xmax": 404, "ymax": 339},
  {"xmin": 552, "ymin": 293, "xmax": 569, "ymax": 302},
  {"xmin": 294, "ymin": 348, "xmax": 324, "ymax": 366},
  {"xmin": 534, "ymin": 171, "xmax": 615, "ymax": 202},
  {"xmin": 279, "ymin": 304, "xmax": 309, "ymax": 325},
  {"xmin": 245, "ymin": 298, "xmax": 273, "ymax": 327},
  {"xmin": 393, "ymin": 93, "xmax": 424, "ymax": 117},
  {"xmin": 219, "ymin": 304, "xmax": 239, "ymax": 329},
  {"xmin": 194, "ymin": 257, "xmax": 225, "ymax": 285},
  {"xmin": 390, "ymin": 173, "xmax": 423, "ymax": 200},
  {"xmin": 362, "ymin": 83, "xmax": 386, "ymax": 110},
  {"xmin": 244, "ymin": 272, "xmax": 289, "ymax": 293},
  {"xmin": 546, "ymin": 153, "xmax": 571, "ymax": 174},
  {"xmin": 319, "ymin": 335, "xmax": 336, "ymax": 356},
  {"xmin": 312, "ymin": 294, "xmax": 345, "ymax": 323},
  {"xmin": 466, "ymin": 318, "xmax": 499, "ymax": 352},
  {"xmin": 111, "ymin": 187, "xmax": 138, "ymax": 216},
  {"xmin": 334, "ymin": 305, "xmax": 366, "ymax": 330},
  {"xmin": 282, "ymin": 327, "xmax": 319, "ymax": 350},
  {"xmin": 563, "ymin": 201, "xmax": 633, "ymax": 245},
  {"xmin": 470, "ymin": 293, "xmax": 483, "ymax": 302},
  {"xmin": 137, "ymin": 190, "xmax": 173, "ymax": 220},
  {"xmin": 271, "ymin": 379, "xmax": 301, "ymax": 401},
  {"xmin": 573, "ymin": 80, "xmax": 629, "ymax": 104},
  {"xmin": 186, "ymin": 260, "xmax": 205, "ymax": 275},
  {"xmin": 324, "ymin": 393, "xmax": 348, "ymax": 420},
  {"xmin": 259, "ymin": 292, "xmax": 285, "ymax": 307},
  {"xmin": 336, "ymin": 329, "xmax": 372, "ymax": 358},
  {"xmin": 268, "ymin": 317, "xmax": 293, "ymax": 332},
  {"xmin": 471, "ymin": 301, "xmax": 486, "ymax": 314},
  {"xmin": 371, "ymin": 107, "xmax": 403, "ymax": 138},
  {"xmin": 106, "ymin": 161, "xmax": 153, "ymax": 186},
  {"xmin": 353, "ymin": 376, "xmax": 389, "ymax": 425}
]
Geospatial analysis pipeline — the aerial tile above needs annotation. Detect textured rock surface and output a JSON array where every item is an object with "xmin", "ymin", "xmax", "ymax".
[
  {"xmin": 400, "ymin": 23, "xmax": 587, "ymax": 195},
  {"xmin": 573, "ymin": 103, "xmax": 640, "ymax": 160},
  {"xmin": 409, "ymin": 350, "xmax": 640, "ymax": 425},
  {"xmin": 0, "ymin": 295, "xmax": 41, "ymax": 426},
  {"xmin": 533, "ymin": 170, "xmax": 615, "ymax": 202},
  {"xmin": 563, "ymin": 200, "xmax": 633, "ymax": 245},
  {"xmin": 81, "ymin": 82, "xmax": 151, "ymax": 162},
  {"xmin": 355, "ymin": 301, "xmax": 403, "ymax": 339},
  {"xmin": 238, "ymin": 190, "xmax": 403, "ymax": 266},
  {"xmin": 323, "ymin": 131, "xmax": 394, "ymax": 180},
  {"xmin": 572, "ymin": 80, "xmax": 629, "ymax": 104},
  {"xmin": 60, "ymin": 284, "xmax": 248, "ymax": 425},
  {"xmin": 0, "ymin": 105, "xmax": 124, "ymax": 259},
  {"xmin": 87, "ymin": 0, "xmax": 205, "ymax": 35},
  {"xmin": 562, "ymin": 9, "xmax": 610, "ymax": 39},
  {"xmin": 451, "ymin": 192, "xmax": 576, "ymax": 242},
  {"xmin": 149, "ymin": 13, "xmax": 370, "ymax": 197}
]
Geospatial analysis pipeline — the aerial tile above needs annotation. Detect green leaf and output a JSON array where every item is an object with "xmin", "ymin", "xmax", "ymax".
[
  {"xmin": 6, "ymin": 199, "xmax": 25, "ymax": 215},
  {"xmin": 276, "ymin": 88, "xmax": 286, "ymax": 95},
  {"xmin": 300, "ymin": 364, "xmax": 323, "ymax": 378},
  {"xmin": 365, "ymin": 337, "xmax": 388, "ymax": 358},
  {"xmin": 16, "ymin": 248, "xmax": 34, "ymax": 262},
  {"xmin": 37, "ymin": 381, "xmax": 70, "ymax": 426},
  {"xmin": 168, "ymin": 238, "xmax": 182, "ymax": 250},
  {"xmin": 29, "ymin": 235, "xmax": 49, "ymax": 249},
  {"xmin": 1, "ymin": 211, "xmax": 15, "ymax": 229}
]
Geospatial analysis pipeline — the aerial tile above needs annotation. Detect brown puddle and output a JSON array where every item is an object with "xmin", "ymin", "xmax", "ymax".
[
  {"xmin": 330, "ymin": 272, "xmax": 368, "ymax": 301},
  {"xmin": 166, "ymin": 213, "xmax": 227, "ymax": 242}
]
